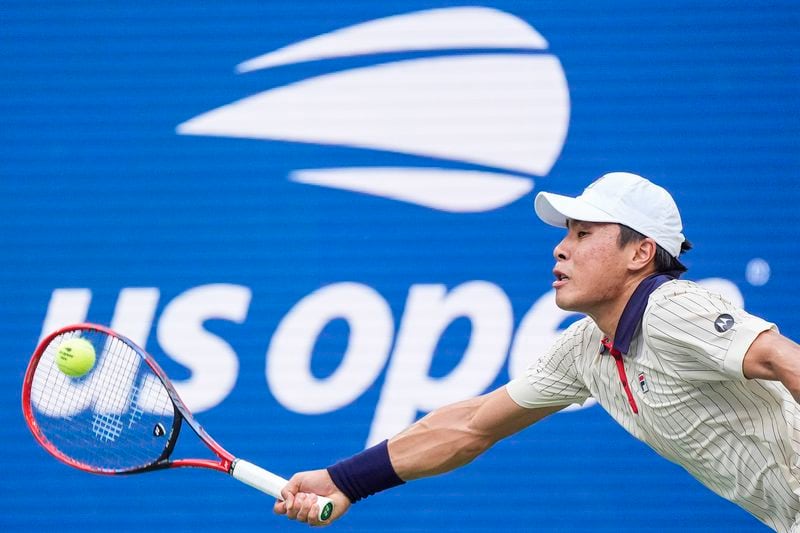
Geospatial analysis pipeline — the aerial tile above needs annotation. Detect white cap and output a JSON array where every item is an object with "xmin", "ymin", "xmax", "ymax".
[{"xmin": 534, "ymin": 172, "xmax": 685, "ymax": 257}]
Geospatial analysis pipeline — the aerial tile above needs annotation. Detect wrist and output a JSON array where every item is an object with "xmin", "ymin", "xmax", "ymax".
[{"xmin": 326, "ymin": 440, "xmax": 405, "ymax": 503}]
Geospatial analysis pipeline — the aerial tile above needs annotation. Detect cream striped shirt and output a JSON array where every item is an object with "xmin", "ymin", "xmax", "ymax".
[{"xmin": 507, "ymin": 280, "xmax": 800, "ymax": 532}]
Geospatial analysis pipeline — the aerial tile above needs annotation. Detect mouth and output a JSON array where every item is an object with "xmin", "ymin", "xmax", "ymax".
[{"xmin": 552, "ymin": 269, "xmax": 570, "ymax": 288}]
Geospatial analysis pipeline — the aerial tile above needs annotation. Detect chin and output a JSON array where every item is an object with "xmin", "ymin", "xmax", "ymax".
[{"xmin": 554, "ymin": 292, "xmax": 582, "ymax": 313}]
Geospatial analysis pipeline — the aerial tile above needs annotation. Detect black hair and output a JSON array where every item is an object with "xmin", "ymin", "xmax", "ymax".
[{"xmin": 617, "ymin": 224, "xmax": 692, "ymax": 274}]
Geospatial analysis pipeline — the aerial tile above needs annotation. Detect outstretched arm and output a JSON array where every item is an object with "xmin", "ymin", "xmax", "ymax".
[
  {"xmin": 389, "ymin": 385, "xmax": 562, "ymax": 480},
  {"xmin": 275, "ymin": 386, "xmax": 564, "ymax": 525},
  {"xmin": 743, "ymin": 329, "xmax": 800, "ymax": 402}
]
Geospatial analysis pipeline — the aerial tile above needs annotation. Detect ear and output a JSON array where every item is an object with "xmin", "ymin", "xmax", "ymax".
[{"xmin": 628, "ymin": 238, "xmax": 657, "ymax": 273}]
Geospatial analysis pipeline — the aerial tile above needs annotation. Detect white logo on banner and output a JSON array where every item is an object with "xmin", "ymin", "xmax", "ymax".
[{"xmin": 176, "ymin": 7, "xmax": 570, "ymax": 212}]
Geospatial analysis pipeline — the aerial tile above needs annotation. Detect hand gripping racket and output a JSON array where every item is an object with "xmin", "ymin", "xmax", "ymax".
[{"xmin": 22, "ymin": 323, "xmax": 334, "ymax": 522}]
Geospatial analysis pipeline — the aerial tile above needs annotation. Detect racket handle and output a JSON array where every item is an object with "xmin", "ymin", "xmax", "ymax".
[{"xmin": 230, "ymin": 459, "xmax": 335, "ymax": 522}]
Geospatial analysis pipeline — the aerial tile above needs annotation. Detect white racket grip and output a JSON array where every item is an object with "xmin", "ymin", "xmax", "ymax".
[
  {"xmin": 230, "ymin": 459, "xmax": 286, "ymax": 498},
  {"xmin": 230, "ymin": 459, "xmax": 335, "ymax": 522}
]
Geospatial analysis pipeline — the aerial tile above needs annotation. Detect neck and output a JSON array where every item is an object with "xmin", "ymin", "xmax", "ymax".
[{"xmin": 588, "ymin": 272, "xmax": 652, "ymax": 340}]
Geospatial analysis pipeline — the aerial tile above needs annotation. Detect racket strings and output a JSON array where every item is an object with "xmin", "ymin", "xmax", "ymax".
[
  {"xmin": 32, "ymin": 330, "xmax": 97, "ymax": 418},
  {"xmin": 30, "ymin": 329, "xmax": 176, "ymax": 473}
]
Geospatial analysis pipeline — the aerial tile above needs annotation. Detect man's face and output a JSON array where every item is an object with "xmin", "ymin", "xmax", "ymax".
[{"xmin": 551, "ymin": 220, "xmax": 632, "ymax": 315}]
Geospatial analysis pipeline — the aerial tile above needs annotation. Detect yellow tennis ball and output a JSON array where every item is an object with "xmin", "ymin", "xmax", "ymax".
[{"xmin": 56, "ymin": 337, "xmax": 96, "ymax": 377}]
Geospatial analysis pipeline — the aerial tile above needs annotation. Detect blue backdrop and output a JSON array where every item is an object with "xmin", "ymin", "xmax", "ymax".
[{"xmin": 2, "ymin": 1, "xmax": 798, "ymax": 531}]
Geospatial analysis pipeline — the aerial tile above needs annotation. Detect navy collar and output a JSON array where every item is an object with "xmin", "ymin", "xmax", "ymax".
[{"xmin": 606, "ymin": 271, "xmax": 681, "ymax": 355}]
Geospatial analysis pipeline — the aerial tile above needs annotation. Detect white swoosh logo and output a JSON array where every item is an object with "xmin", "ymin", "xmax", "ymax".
[
  {"xmin": 236, "ymin": 6, "xmax": 549, "ymax": 72},
  {"xmin": 178, "ymin": 55, "xmax": 568, "ymax": 175},
  {"xmin": 291, "ymin": 168, "xmax": 534, "ymax": 212},
  {"xmin": 176, "ymin": 8, "xmax": 570, "ymax": 213}
]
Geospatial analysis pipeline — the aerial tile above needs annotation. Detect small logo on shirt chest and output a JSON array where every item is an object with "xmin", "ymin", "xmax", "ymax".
[{"xmin": 638, "ymin": 372, "xmax": 649, "ymax": 393}]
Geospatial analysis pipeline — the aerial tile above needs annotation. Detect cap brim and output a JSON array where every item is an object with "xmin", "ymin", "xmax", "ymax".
[{"xmin": 534, "ymin": 192, "xmax": 620, "ymax": 228}]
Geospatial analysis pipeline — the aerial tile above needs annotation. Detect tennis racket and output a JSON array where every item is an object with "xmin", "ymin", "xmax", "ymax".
[{"xmin": 22, "ymin": 322, "xmax": 334, "ymax": 522}]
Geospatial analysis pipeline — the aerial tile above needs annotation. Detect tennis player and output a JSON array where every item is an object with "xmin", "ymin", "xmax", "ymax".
[{"xmin": 276, "ymin": 172, "xmax": 800, "ymax": 532}]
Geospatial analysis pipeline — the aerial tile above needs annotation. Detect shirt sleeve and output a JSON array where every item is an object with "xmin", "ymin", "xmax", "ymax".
[
  {"xmin": 643, "ymin": 282, "xmax": 776, "ymax": 381},
  {"xmin": 506, "ymin": 318, "xmax": 593, "ymax": 409}
]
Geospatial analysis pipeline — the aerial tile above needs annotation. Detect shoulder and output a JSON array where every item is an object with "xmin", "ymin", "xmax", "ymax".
[
  {"xmin": 645, "ymin": 279, "xmax": 736, "ymax": 316},
  {"xmin": 641, "ymin": 279, "xmax": 776, "ymax": 379},
  {"xmin": 641, "ymin": 278, "xmax": 749, "ymax": 347},
  {"xmin": 551, "ymin": 315, "xmax": 600, "ymax": 356}
]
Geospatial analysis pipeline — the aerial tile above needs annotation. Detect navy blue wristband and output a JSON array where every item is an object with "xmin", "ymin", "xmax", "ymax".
[{"xmin": 327, "ymin": 440, "xmax": 405, "ymax": 503}]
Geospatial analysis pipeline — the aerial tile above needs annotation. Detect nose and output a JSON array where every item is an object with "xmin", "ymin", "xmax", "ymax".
[{"xmin": 553, "ymin": 236, "xmax": 568, "ymax": 261}]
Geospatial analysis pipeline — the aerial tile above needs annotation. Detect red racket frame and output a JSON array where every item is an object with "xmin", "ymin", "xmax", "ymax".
[{"xmin": 22, "ymin": 322, "xmax": 236, "ymax": 476}]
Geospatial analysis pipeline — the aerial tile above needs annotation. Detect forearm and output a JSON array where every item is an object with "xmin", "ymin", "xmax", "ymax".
[
  {"xmin": 388, "ymin": 388, "xmax": 562, "ymax": 481},
  {"xmin": 310, "ymin": 387, "xmax": 559, "ymax": 513},
  {"xmin": 389, "ymin": 397, "xmax": 494, "ymax": 480}
]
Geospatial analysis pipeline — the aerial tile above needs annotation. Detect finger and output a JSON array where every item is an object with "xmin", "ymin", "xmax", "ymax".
[
  {"xmin": 308, "ymin": 498, "xmax": 325, "ymax": 527},
  {"xmin": 273, "ymin": 499, "xmax": 287, "ymax": 516},
  {"xmin": 296, "ymin": 493, "xmax": 311, "ymax": 523},
  {"xmin": 281, "ymin": 478, "xmax": 300, "ymax": 511},
  {"xmin": 285, "ymin": 493, "xmax": 303, "ymax": 520},
  {"xmin": 303, "ymin": 494, "xmax": 319, "ymax": 526}
]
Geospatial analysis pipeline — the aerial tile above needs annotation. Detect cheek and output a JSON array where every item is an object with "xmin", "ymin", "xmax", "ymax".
[{"xmin": 577, "ymin": 245, "xmax": 627, "ymax": 289}]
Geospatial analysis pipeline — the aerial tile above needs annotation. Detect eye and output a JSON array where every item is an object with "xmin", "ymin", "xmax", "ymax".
[{"xmin": 577, "ymin": 230, "xmax": 589, "ymax": 238}]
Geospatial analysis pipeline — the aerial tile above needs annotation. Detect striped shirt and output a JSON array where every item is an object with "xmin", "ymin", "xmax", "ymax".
[{"xmin": 507, "ymin": 279, "xmax": 800, "ymax": 532}]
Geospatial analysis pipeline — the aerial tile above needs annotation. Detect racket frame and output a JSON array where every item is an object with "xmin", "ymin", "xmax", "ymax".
[{"xmin": 22, "ymin": 323, "xmax": 234, "ymax": 475}]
